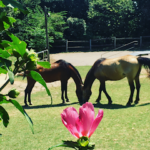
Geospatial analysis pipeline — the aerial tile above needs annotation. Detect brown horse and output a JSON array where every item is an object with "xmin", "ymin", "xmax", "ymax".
[
  {"xmin": 24, "ymin": 59, "xmax": 83, "ymax": 106},
  {"xmin": 82, "ymin": 55, "xmax": 150, "ymax": 106}
]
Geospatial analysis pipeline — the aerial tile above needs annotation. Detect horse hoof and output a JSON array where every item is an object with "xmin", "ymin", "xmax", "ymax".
[
  {"xmin": 29, "ymin": 103, "xmax": 32, "ymax": 105},
  {"xmin": 126, "ymin": 103, "xmax": 131, "ymax": 106},
  {"xmin": 66, "ymin": 100, "xmax": 70, "ymax": 102},
  {"xmin": 134, "ymin": 101, "xmax": 139, "ymax": 104},
  {"xmin": 24, "ymin": 104, "xmax": 28, "ymax": 107},
  {"xmin": 95, "ymin": 100, "xmax": 100, "ymax": 103},
  {"xmin": 108, "ymin": 101, "xmax": 112, "ymax": 105}
]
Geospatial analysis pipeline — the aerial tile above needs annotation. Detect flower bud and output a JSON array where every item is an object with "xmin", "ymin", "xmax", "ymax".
[
  {"xmin": 77, "ymin": 136, "xmax": 89, "ymax": 147},
  {"xmin": 28, "ymin": 50, "xmax": 38, "ymax": 62},
  {"xmin": 8, "ymin": 89, "xmax": 20, "ymax": 98}
]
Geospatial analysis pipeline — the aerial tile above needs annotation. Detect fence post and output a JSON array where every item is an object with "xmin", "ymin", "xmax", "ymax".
[
  {"xmin": 44, "ymin": 6, "xmax": 50, "ymax": 62},
  {"xmin": 140, "ymin": 36, "xmax": 142, "ymax": 49},
  {"xmin": 114, "ymin": 37, "xmax": 116, "ymax": 49},
  {"xmin": 89, "ymin": 39, "xmax": 92, "ymax": 51},
  {"xmin": 66, "ymin": 40, "xmax": 68, "ymax": 52}
]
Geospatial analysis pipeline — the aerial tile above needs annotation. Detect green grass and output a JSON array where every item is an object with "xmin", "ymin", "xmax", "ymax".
[{"xmin": 1, "ymin": 66, "xmax": 150, "ymax": 150}]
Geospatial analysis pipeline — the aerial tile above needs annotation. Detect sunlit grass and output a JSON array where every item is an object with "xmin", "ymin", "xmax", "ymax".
[{"xmin": 1, "ymin": 66, "xmax": 150, "ymax": 150}]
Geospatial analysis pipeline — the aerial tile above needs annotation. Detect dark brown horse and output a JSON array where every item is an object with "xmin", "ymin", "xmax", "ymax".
[
  {"xmin": 82, "ymin": 55, "xmax": 150, "ymax": 106},
  {"xmin": 24, "ymin": 59, "xmax": 83, "ymax": 106}
]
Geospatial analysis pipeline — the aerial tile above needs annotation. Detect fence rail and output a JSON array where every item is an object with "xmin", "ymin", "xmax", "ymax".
[
  {"xmin": 50, "ymin": 36, "xmax": 150, "ymax": 53},
  {"xmin": 37, "ymin": 49, "xmax": 49, "ymax": 62}
]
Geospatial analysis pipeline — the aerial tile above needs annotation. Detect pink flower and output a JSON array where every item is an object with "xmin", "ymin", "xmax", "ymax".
[{"xmin": 61, "ymin": 102, "xmax": 104, "ymax": 138}]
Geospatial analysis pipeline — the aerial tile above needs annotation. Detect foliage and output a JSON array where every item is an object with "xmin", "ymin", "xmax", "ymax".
[
  {"xmin": 5, "ymin": 3, "xmax": 67, "ymax": 52},
  {"xmin": 87, "ymin": 0, "xmax": 136, "ymax": 38},
  {"xmin": 1, "ymin": 0, "xmax": 150, "ymax": 51},
  {"xmin": 49, "ymin": 11, "xmax": 68, "ymax": 42},
  {"xmin": 0, "ymin": 0, "xmax": 51, "ymax": 134},
  {"xmin": 65, "ymin": 17, "xmax": 86, "ymax": 40}
]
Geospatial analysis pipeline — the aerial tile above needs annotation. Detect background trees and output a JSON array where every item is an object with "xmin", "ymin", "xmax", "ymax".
[{"xmin": 2, "ymin": 0, "xmax": 150, "ymax": 52}]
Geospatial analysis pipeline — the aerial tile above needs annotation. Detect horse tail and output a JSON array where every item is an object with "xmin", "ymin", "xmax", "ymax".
[
  {"xmin": 137, "ymin": 57, "xmax": 150, "ymax": 76},
  {"xmin": 69, "ymin": 63, "xmax": 83, "ymax": 84}
]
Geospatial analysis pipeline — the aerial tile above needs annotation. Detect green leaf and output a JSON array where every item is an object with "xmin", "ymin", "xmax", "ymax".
[
  {"xmin": 0, "ymin": 94, "xmax": 9, "ymax": 104},
  {"xmin": 28, "ymin": 71, "xmax": 52, "ymax": 104},
  {"xmin": 48, "ymin": 143, "xmax": 73, "ymax": 150},
  {"xmin": 3, "ymin": 16, "xmax": 16, "ymax": 30},
  {"xmin": 0, "ymin": 67, "xmax": 7, "ymax": 74},
  {"xmin": 2, "ymin": 0, "xmax": 25, "ymax": 10},
  {"xmin": 0, "ymin": 106, "xmax": 9, "ymax": 127},
  {"xmin": 48, "ymin": 141, "xmax": 78, "ymax": 150},
  {"xmin": 0, "ymin": 21, "xmax": 5, "ymax": 32},
  {"xmin": 0, "ymin": 49, "xmax": 11, "ymax": 58},
  {"xmin": 9, "ymin": 99, "xmax": 34, "ymax": 134},
  {"xmin": 37, "ymin": 61, "xmax": 51, "ymax": 69},
  {"xmin": 6, "ymin": 67, "xmax": 14, "ymax": 84},
  {"xmin": 0, "ymin": 95, "xmax": 34, "ymax": 133},
  {"xmin": 7, "ymin": 33, "xmax": 26, "ymax": 57},
  {"xmin": 0, "ymin": 1, "xmax": 5, "ymax": 7},
  {"xmin": 7, "ymin": 32, "xmax": 20, "ymax": 44},
  {"xmin": 16, "ymin": 41, "xmax": 26, "ymax": 57},
  {"xmin": 0, "ymin": 40, "xmax": 12, "ymax": 49}
]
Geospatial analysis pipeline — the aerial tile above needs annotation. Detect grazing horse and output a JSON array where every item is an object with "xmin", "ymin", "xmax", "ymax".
[
  {"xmin": 24, "ymin": 60, "xmax": 83, "ymax": 106},
  {"xmin": 82, "ymin": 55, "xmax": 150, "ymax": 106}
]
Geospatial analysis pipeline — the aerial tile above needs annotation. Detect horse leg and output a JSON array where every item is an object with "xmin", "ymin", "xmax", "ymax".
[
  {"xmin": 101, "ymin": 81, "xmax": 112, "ymax": 105},
  {"xmin": 65, "ymin": 81, "xmax": 70, "ymax": 102},
  {"xmin": 28, "ymin": 83, "xmax": 35, "ymax": 105},
  {"xmin": 24, "ymin": 78, "xmax": 35, "ymax": 106},
  {"xmin": 126, "ymin": 80, "xmax": 135, "ymax": 106},
  {"xmin": 24, "ymin": 88, "xmax": 28, "ymax": 106},
  {"xmin": 61, "ymin": 81, "xmax": 67, "ymax": 103},
  {"xmin": 134, "ymin": 77, "xmax": 141, "ymax": 104},
  {"xmin": 96, "ymin": 82, "xmax": 103, "ymax": 103}
]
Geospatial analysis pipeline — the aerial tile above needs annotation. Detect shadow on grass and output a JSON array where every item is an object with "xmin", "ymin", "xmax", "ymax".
[
  {"xmin": 93, "ymin": 102, "xmax": 150, "ymax": 109},
  {"xmin": 23, "ymin": 102, "xmax": 79, "ymax": 109},
  {"xmin": 93, "ymin": 103, "xmax": 136, "ymax": 109},
  {"xmin": 137, "ymin": 102, "xmax": 150, "ymax": 107}
]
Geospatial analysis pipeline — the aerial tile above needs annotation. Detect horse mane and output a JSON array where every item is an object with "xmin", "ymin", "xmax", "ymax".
[
  {"xmin": 84, "ymin": 58, "xmax": 106, "ymax": 88},
  {"xmin": 55, "ymin": 59, "xmax": 83, "ymax": 85},
  {"xmin": 68, "ymin": 63, "xmax": 83, "ymax": 84}
]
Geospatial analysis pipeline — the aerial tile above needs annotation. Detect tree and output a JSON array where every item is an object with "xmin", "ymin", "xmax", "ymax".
[
  {"xmin": 0, "ymin": 0, "xmax": 51, "ymax": 135},
  {"xmin": 65, "ymin": 17, "xmax": 86, "ymax": 40},
  {"xmin": 87, "ymin": 0, "xmax": 136, "ymax": 38},
  {"xmin": 133, "ymin": 0, "xmax": 150, "ymax": 36}
]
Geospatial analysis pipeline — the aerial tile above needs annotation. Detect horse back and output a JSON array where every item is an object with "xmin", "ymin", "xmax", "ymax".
[
  {"xmin": 27, "ymin": 60, "xmax": 71, "ymax": 83},
  {"xmin": 94, "ymin": 55, "xmax": 141, "ymax": 81}
]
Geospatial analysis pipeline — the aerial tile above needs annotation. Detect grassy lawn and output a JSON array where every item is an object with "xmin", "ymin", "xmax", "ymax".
[{"xmin": 1, "ymin": 66, "xmax": 150, "ymax": 150}]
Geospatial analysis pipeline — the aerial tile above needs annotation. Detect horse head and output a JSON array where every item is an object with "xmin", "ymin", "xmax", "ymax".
[
  {"xmin": 76, "ymin": 84, "xmax": 84, "ymax": 105},
  {"xmin": 82, "ymin": 87, "xmax": 92, "ymax": 104}
]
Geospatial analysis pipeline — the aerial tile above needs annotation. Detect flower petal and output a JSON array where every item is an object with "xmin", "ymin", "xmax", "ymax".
[
  {"xmin": 88, "ymin": 109, "xmax": 104, "ymax": 138},
  {"xmin": 79, "ymin": 102, "xmax": 95, "ymax": 137},
  {"xmin": 61, "ymin": 107, "xmax": 80, "ymax": 138}
]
